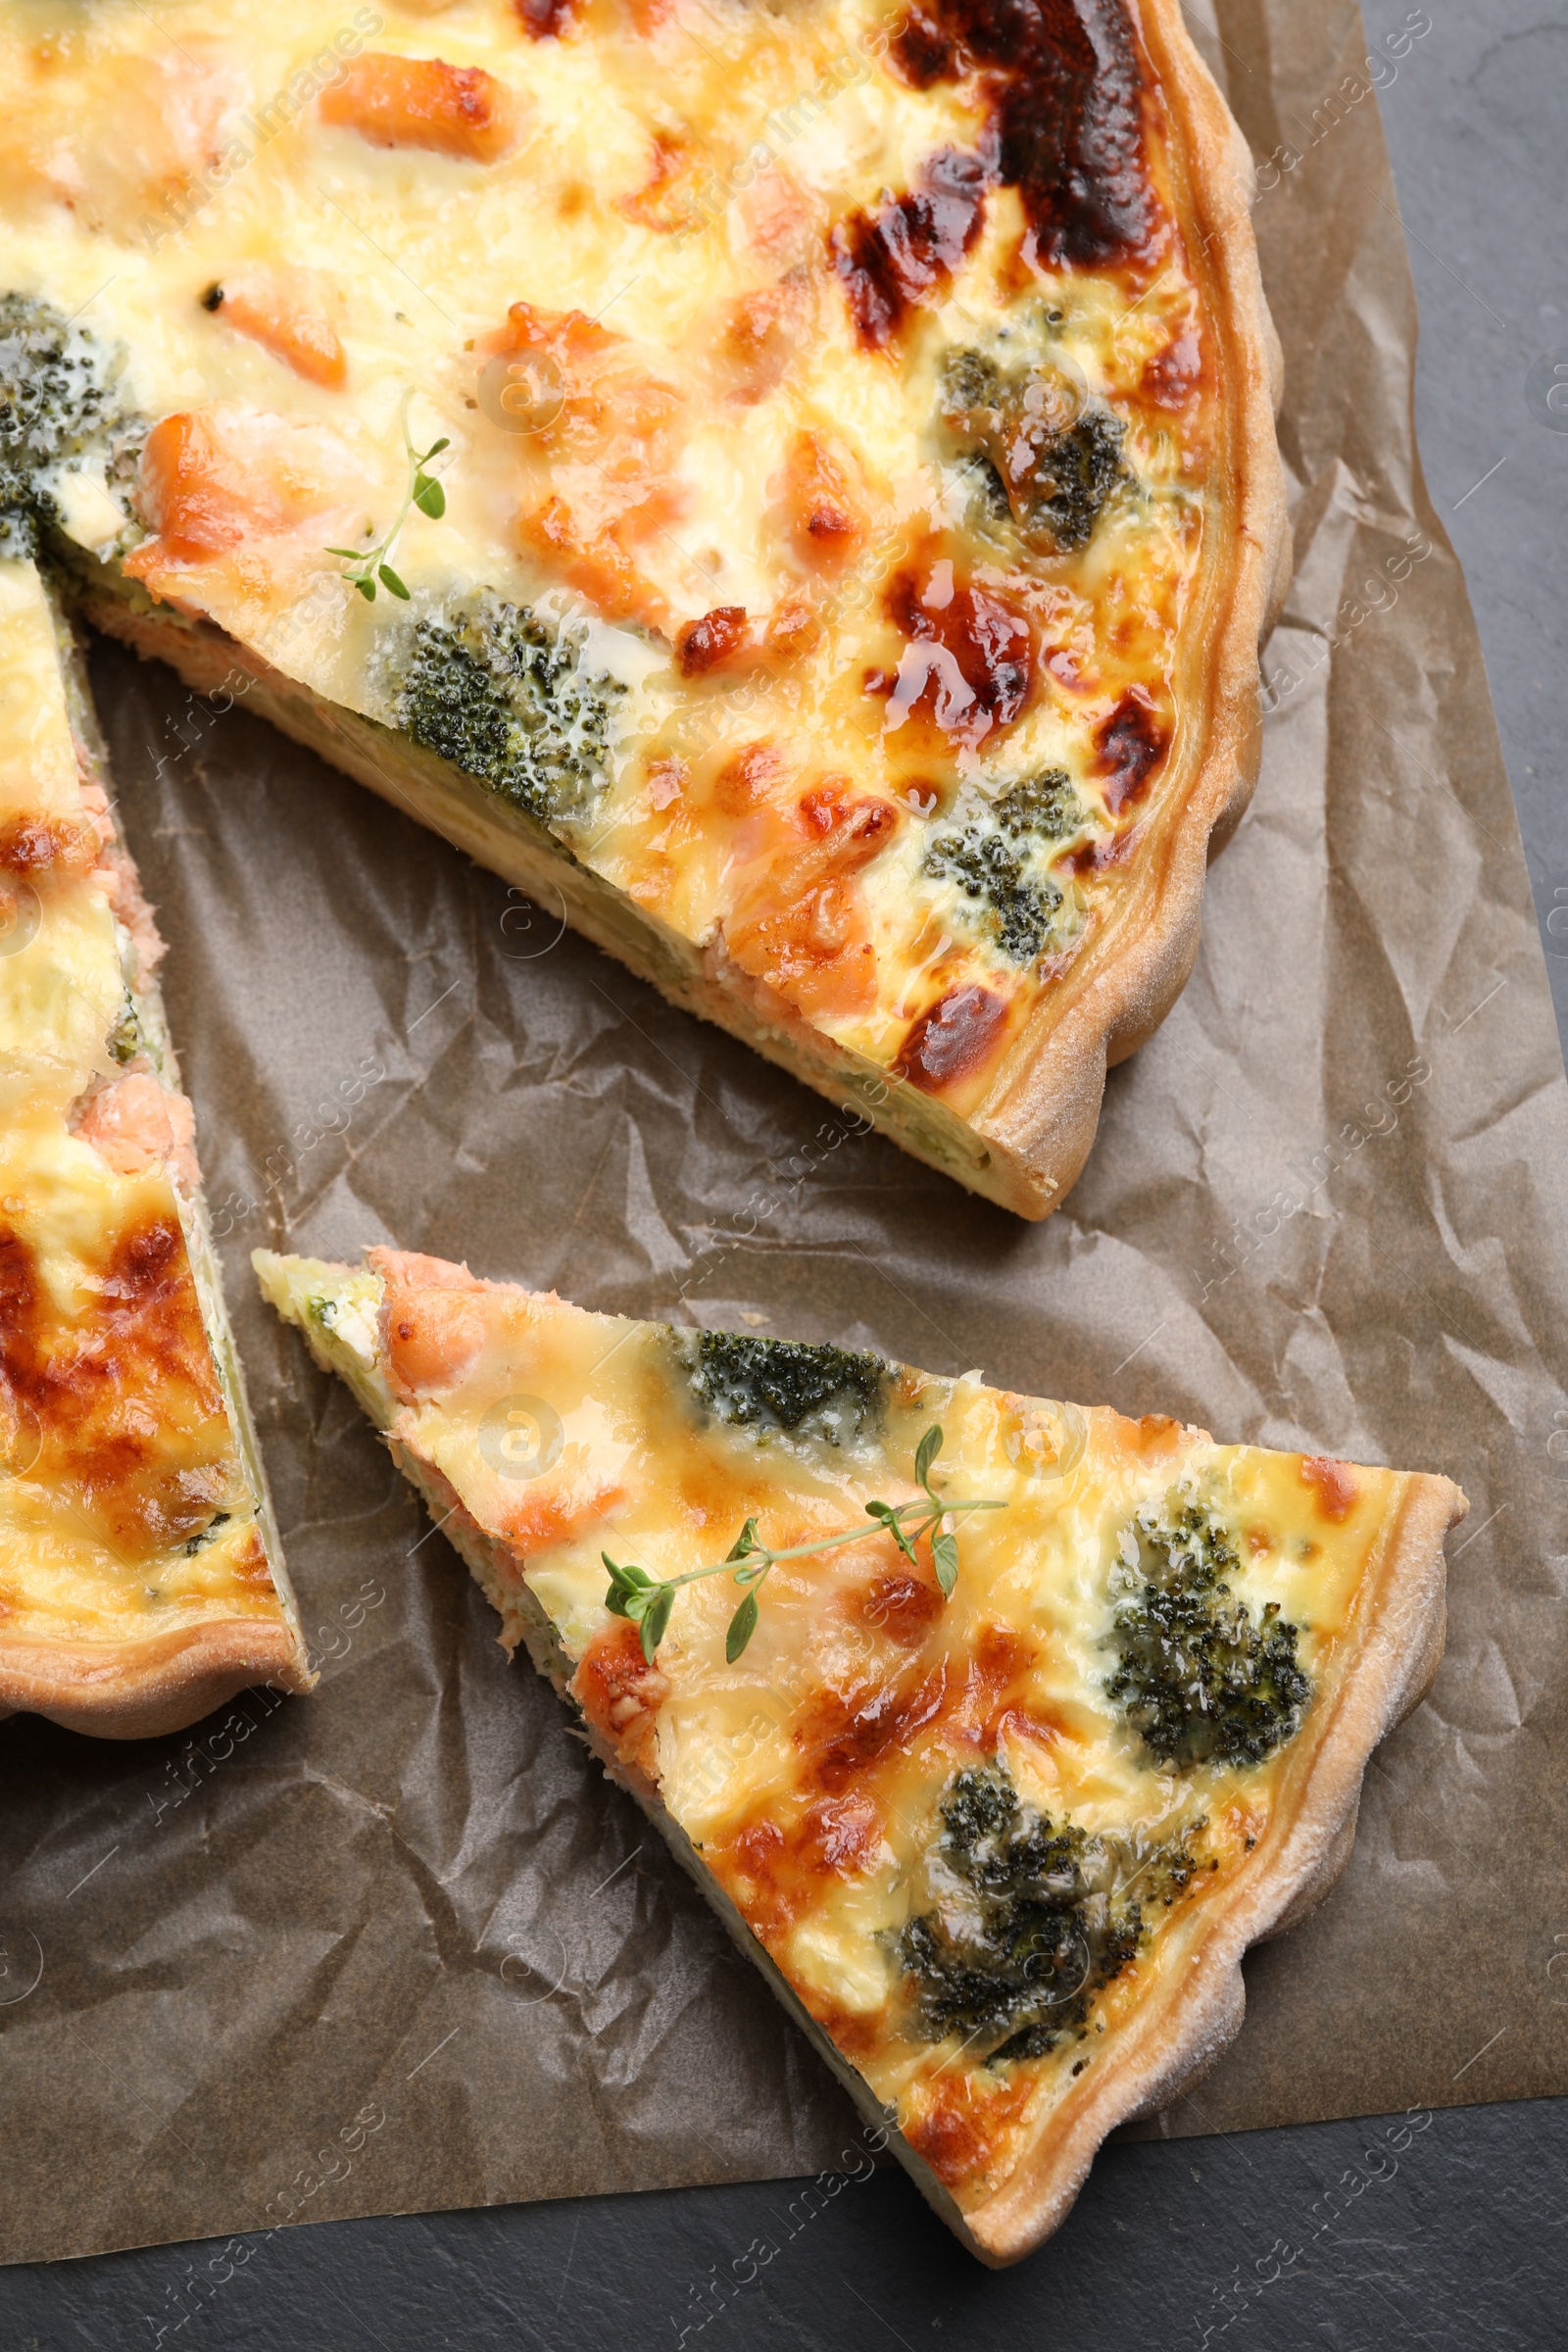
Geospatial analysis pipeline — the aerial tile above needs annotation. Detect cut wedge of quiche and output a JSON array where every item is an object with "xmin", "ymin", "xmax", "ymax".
[
  {"xmin": 257, "ymin": 1245, "xmax": 1462, "ymax": 2262},
  {"xmin": 0, "ymin": 555, "xmax": 309, "ymax": 1738},
  {"xmin": 1, "ymin": 0, "xmax": 1287, "ymax": 1217}
]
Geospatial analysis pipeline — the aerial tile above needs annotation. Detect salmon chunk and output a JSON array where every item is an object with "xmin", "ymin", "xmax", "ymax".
[{"xmin": 318, "ymin": 54, "xmax": 526, "ymax": 163}]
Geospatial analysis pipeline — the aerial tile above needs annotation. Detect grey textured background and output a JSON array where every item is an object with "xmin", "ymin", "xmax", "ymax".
[{"xmin": 6, "ymin": 0, "xmax": 1567, "ymax": 2341}]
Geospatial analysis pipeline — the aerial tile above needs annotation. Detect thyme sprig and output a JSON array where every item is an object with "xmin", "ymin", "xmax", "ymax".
[
  {"xmin": 326, "ymin": 394, "xmax": 450, "ymax": 603},
  {"xmin": 603, "ymin": 1425, "xmax": 1003, "ymax": 1666}
]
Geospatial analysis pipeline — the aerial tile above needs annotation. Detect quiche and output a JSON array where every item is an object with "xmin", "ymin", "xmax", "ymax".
[
  {"xmin": 0, "ymin": 554, "xmax": 309, "ymax": 1738},
  {"xmin": 0, "ymin": 0, "xmax": 1287, "ymax": 1217},
  {"xmin": 256, "ymin": 1245, "xmax": 1463, "ymax": 2262}
]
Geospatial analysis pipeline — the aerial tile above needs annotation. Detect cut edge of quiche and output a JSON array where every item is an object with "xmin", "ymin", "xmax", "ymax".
[
  {"xmin": 7, "ymin": 0, "xmax": 1289, "ymax": 1220},
  {"xmin": 0, "ymin": 555, "xmax": 311, "ymax": 1739},
  {"xmin": 256, "ymin": 1245, "xmax": 1461, "ymax": 2263}
]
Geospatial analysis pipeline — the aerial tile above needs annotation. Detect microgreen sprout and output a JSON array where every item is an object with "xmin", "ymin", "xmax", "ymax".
[
  {"xmin": 326, "ymin": 393, "xmax": 450, "ymax": 603},
  {"xmin": 602, "ymin": 1424, "xmax": 1004, "ymax": 1666}
]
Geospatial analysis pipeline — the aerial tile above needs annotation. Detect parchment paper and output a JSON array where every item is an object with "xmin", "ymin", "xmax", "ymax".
[{"xmin": 3, "ymin": 0, "xmax": 1566, "ymax": 2269}]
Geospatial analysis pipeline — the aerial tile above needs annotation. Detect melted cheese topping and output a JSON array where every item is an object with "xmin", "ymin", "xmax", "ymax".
[
  {"xmin": 1, "ymin": 0, "xmax": 1222, "ymax": 1110},
  {"xmin": 0, "ymin": 556, "xmax": 289, "ymax": 1647},
  {"xmin": 261, "ymin": 1247, "xmax": 1417, "ymax": 2212}
]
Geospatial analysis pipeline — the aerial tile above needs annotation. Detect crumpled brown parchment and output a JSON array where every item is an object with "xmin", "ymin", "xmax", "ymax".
[{"xmin": 2, "ymin": 0, "xmax": 1565, "ymax": 2267}]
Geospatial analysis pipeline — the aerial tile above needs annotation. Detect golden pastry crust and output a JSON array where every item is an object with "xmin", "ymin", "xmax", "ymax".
[{"xmin": 0, "ymin": 1616, "xmax": 311, "ymax": 1740}]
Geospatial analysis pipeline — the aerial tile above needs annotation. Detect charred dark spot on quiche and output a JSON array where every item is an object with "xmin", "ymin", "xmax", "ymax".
[
  {"xmin": 798, "ymin": 1788, "xmax": 884, "ymax": 1876},
  {"xmin": 0, "ymin": 813, "xmax": 100, "ymax": 877},
  {"xmin": 829, "ymin": 147, "xmax": 989, "ymax": 350},
  {"xmin": 858, "ymin": 1566, "xmax": 948, "ymax": 1645},
  {"xmin": 896, "ymin": 984, "xmax": 1009, "ymax": 1095},
  {"xmin": 514, "ymin": 0, "xmax": 578, "ymax": 38},
  {"xmin": 884, "ymin": 564, "xmax": 1034, "ymax": 751},
  {"xmin": 676, "ymin": 605, "xmax": 748, "ymax": 677},
  {"xmin": 707, "ymin": 1666, "xmax": 953, "ymax": 1931},
  {"xmin": 1142, "ymin": 323, "xmax": 1205, "ymax": 410},
  {"xmin": 1058, "ymin": 821, "xmax": 1137, "ymax": 878},
  {"xmin": 890, "ymin": 0, "xmax": 1157, "ymax": 272},
  {"xmin": 1096, "ymin": 686, "xmax": 1167, "ymax": 815},
  {"xmin": 797, "ymin": 1662, "xmax": 952, "ymax": 1798}
]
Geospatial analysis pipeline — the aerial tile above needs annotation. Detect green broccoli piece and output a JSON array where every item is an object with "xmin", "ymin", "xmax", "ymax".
[
  {"xmin": 106, "ymin": 993, "xmax": 142, "ymax": 1066},
  {"xmin": 901, "ymin": 1764, "xmax": 1200, "ymax": 2067},
  {"xmin": 923, "ymin": 824, "xmax": 1062, "ymax": 964},
  {"xmin": 181, "ymin": 1510, "xmax": 232, "ymax": 1557},
  {"xmin": 394, "ymin": 597, "xmax": 622, "ymax": 827},
  {"xmin": 995, "ymin": 769, "xmax": 1081, "ymax": 843},
  {"xmin": 941, "ymin": 346, "xmax": 1004, "ymax": 415},
  {"xmin": 1107, "ymin": 1502, "xmax": 1313, "ymax": 1770},
  {"xmin": 940, "ymin": 343, "xmax": 1127, "ymax": 555},
  {"xmin": 675, "ymin": 1329, "xmax": 888, "ymax": 1447},
  {"xmin": 0, "ymin": 294, "xmax": 123, "ymax": 556},
  {"xmin": 1015, "ymin": 411, "xmax": 1127, "ymax": 553}
]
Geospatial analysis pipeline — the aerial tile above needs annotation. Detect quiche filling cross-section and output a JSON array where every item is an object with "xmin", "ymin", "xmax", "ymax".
[
  {"xmin": 0, "ymin": 556, "xmax": 308, "ymax": 1737},
  {"xmin": 257, "ymin": 1246, "xmax": 1463, "ymax": 2263},
  {"xmin": 0, "ymin": 0, "xmax": 1288, "ymax": 1216}
]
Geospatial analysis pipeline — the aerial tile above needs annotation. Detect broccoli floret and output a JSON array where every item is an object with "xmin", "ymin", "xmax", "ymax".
[
  {"xmin": 922, "ymin": 770, "xmax": 1082, "ymax": 963},
  {"xmin": 107, "ymin": 993, "xmax": 141, "ymax": 1065},
  {"xmin": 942, "ymin": 346, "xmax": 1004, "ymax": 414},
  {"xmin": 923, "ymin": 825, "xmax": 1062, "ymax": 964},
  {"xmin": 940, "ymin": 343, "xmax": 1127, "ymax": 555},
  {"xmin": 0, "ymin": 295, "xmax": 123, "ymax": 556},
  {"xmin": 1016, "ymin": 411, "xmax": 1127, "ymax": 552},
  {"xmin": 995, "ymin": 769, "xmax": 1081, "ymax": 843},
  {"xmin": 181, "ymin": 1510, "xmax": 232, "ymax": 1557},
  {"xmin": 675, "ymin": 1329, "xmax": 887, "ymax": 1447},
  {"xmin": 900, "ymin": 1764, "xmax": 1200, "ymax": 2067},
  {"xmin": 1107, "ymin": 1502, "xmax": 1312, "ymax": 1770},
  {"xmin": 394, "ymin": 597, "xmax": 622, "ymax": 827}
]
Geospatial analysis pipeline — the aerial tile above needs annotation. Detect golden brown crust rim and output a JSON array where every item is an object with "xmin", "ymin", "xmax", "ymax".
[
  {"xmin": 971, "ymin": 0, "xmax": 1293, "ymax": 1215},
  {"xmin": 947, "ymin": 1469, "xmax": 1465, "ymax": 2265},
  {"xmin": 0, "ymin": 1621, "xmax": 314, "ymax": 1740}
]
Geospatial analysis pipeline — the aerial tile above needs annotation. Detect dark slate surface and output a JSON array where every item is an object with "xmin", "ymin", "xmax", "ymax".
[{"xmin": 8, "ymin": 0, "xmax": 1567, "ymax": 2340}]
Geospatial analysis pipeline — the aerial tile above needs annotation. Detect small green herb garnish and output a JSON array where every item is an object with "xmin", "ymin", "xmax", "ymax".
[
  {"xmin": 602, "ymin": 1424, "xmax": 1003, "ymax": 1666},
  {"xmin": 326, "ymin": 394, "xmax": 450, "ymax": 603}
]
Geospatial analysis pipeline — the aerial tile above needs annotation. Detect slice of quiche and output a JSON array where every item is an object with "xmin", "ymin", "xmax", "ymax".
[
  {"xmin": 256, "ymin": 1245, "xmax": 1462, "ymax": 2262},
  {"xmin": 0, "ymin": 554, "xmax": 310, "ymax": 1737},
  {"xmin": 1, "ymin": 0, "xmax": 1287, "ymax": 1218}
]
